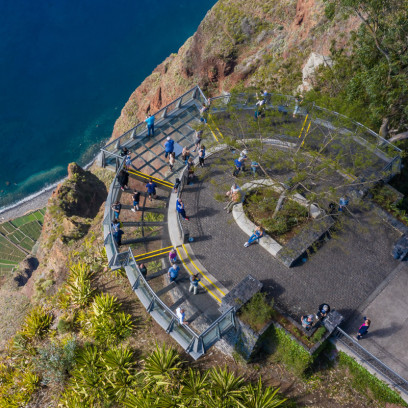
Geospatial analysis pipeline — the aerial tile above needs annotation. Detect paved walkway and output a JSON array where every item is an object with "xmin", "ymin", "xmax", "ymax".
[
  {"xmin": 180, "ymin": 152, "xmax": 400, "ymax": 322},
  {"xmin": 344, "ymin": 262, "xmax": 408, "ymax": 381}
]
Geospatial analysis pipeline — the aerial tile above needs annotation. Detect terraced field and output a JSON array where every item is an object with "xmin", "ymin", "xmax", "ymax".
[{"xmin": 0, "ymin": 209, "xmax": 45, "ymax": 274}]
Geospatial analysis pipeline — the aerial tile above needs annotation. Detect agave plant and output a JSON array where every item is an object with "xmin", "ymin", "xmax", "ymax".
[
  {"xmin": 102, "ymin": 346, "xmax": 136, "ymax": 402},
  {"xmin": 69, "ymin": 345, "xmax": 107, "ymax": 404},
  {"xmin": 66, "ymin": 262, "xmax": 95, "ymax": 308},
  {"xmin": 143, "ymin": 343, "xmax": 182, "ymax": 389},
  {"xmin": 180, "ymin": 368, "xmax": 209, "ymax": 403},
  {"xmin": 92, "ymin": 293, "xmax": 119, "ymax": 317},
  {"xmin": 124, "ymin": 391, "xmax": 158, "ymax": 408},
  {"xmin": 237, "ymin": 378, "xmax": 286, "ymax": 408},
  {"xmin": 206, "ymin": 366, "xmax": 245, "ymax": 407},
  {"xmin": 20, "ymin": 305, "xmax": 53, "ymax": 339}
]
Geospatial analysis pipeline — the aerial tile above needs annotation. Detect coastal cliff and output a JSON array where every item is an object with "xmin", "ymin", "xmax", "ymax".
[{"xmin": 112, "ymin": 0, "xmax": 358, "ymax": 138}]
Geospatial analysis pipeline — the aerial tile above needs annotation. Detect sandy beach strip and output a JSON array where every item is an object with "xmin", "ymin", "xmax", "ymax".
[{"xmin": 0, "ymin": 189, "xmax": 53, "ymax": 223}]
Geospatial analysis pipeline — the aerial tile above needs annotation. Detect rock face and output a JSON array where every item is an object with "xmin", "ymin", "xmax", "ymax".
[
  {"xmin": 111, "ymin": 0, "xmax": 359, "ymax": 140},
  {"xmin": 299, "ymin": 52, "xmax": 333, "ymax": 92}
]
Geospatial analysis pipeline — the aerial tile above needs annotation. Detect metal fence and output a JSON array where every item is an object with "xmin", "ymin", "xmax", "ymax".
[
  {"xmin": 100, "ymin": 85, "xmax": 206, "ymax": 168},
  {"xmin": 125, "ymin": 250, "xmax": 235, "ymax": 360},
  {"xmin": 333, "ymin": 327, "xmax": 408, "ymax": 397},
  {"xmin": 208, "ymin": 92, "xmax": 401, "ymax": 177}
]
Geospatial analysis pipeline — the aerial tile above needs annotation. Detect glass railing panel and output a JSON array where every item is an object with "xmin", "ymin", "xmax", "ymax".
[
  {"xmin": 202, "ymin": 327, "xmax": 219, "ymax": 350},
  {"xmin": 218, "ymin": 314, "xmax": 234, "ymax": 335},
  {"xmin": 150, "ymin": 301, "xmax": 174, "ymax": 330},
  {"xmin": 172, "ymin": 323, "xmax": 195, "ymax": 345}
]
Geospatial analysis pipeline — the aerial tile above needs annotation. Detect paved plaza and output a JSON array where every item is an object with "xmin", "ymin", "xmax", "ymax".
[{"xmin": 180, "ymin": 152, "xmax": 400, "ymax": 322}]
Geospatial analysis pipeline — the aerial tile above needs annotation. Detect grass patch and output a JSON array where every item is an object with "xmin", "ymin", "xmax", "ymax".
[
  {"xmin": 338, "ymin": 352, "xmax": 408, "ymax": 407},
  {"xmin": 238, "ymin": 292, "xmax": 274, "ymax": 332}
]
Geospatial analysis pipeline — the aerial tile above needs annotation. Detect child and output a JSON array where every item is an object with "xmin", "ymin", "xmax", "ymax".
[
  {"xmin": 356, "ymin": 317, "xmax": 371, "ymax": 340},
  {"xmin": 198, "ymin": 145, "xmax": 206, "ymax": 167},
  {"xmin": 244, "ymin": 226, "xmax": 264, "ymax": 247},
  {"xmin": 169, "ymin": 248, "xmax": 177, "ymax": 264},
  {"xmin": 132, "ymin": 190, "xmax": 140, "ymax": 212}
]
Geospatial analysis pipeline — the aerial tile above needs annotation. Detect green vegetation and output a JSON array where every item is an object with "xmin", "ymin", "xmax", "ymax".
[
  {"xmin": 310, "ymin": 0, "xmax": 408, "ymax": 133},
  {"xmin": 266, "ymin": 325, "xmax": 313, "ymax": 375},
  {"xmin": 239, "ymin": 292, "xmax": 275, "ymax": 332},
  {"xmin": 244, "ymin": 188, "xmax": 309, "ymax": 243},
  {"xmin": 0, "ymin": 209, "xmax": 45, "ymax": 273},
  {"xmin": 338, "ymin": 352, "xmax": 408, "ymax": 407}
]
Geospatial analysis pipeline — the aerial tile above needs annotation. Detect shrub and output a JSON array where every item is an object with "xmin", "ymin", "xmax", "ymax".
[
  {"xmin": 20, "ymin": 306, "xmax": 53, "ymax": 339},
  {"xmin": 310, "ymin": 327, "xmax": 327, "ymax": 343},
  {"xmin": 33, "ymin": 339, "xmax": 77, "ymax": 385},
  {"xmin": 239, "ymin": 292, "xmax": 274, "ymax": 332},
  {"xmin": 66, "ymin": 262, "xmax": 95, "ymax": 308}
]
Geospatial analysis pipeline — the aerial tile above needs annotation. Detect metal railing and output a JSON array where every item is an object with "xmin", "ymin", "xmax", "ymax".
[
  {"xmin": 208, "ymin": 92, "xmax": 401, "ymax": 177},
  {"xmin": 100, "ymin": 85, "xmax": 206, "ymax": 167},
  {"xmin": 333, "ymin": 327, "xmax": 408, "ymax": 397},
  {"xmin": 126, "ymin": 250, "xmax": 235, "ymax": 360}
]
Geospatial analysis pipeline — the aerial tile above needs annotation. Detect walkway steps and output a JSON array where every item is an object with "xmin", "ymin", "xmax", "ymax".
[
  {"xmin": 127, "ymin": 169, "xmax": 173, "ymax": 191},
  {"xmin": 176, "ymin": 244, "xmax": 227, "ymax": 304},
  {"xmin": 122, "ymin": 235, "xmax": 162, "ymax": 245},
  {"xmin": 122, "ymin": 221, "xmax": 166, "ymax": 227},
  {"xmin": 121, "ymin": 205, "xmax": 166, "ymax": 214},
  {"xmin": 133, "ymin": 246, "xmax": 173, "ymax": 263},
  {"xmin": 121, "ymin": 190, "xmax": 168, "ymax": 201}
]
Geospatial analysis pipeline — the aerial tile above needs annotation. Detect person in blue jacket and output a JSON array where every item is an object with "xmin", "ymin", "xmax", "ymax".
[
  {"xmin": 164, "ymin": 136, "xmax": 174, "ymax": 158},
  {"xmin": 145, "ymin": 114, "xmax": 155, "ymax": 136},
  {"xmin": 146, "ymin": 178, "xmax": 157, "ymax": 201},
  {"xmin": 176, "ymin": 198, "xmax": 189, "ymax": 221},
  {"xmin": 233, "ymin": 158, "xmax": 244, "ymax": 177},
  {"xmin": 168, "ymin": 264, "xmax": 180, "ymax": 283}
]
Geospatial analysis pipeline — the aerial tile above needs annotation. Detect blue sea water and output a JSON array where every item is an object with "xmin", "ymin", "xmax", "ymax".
[{"xmin": 0, "ymin": 0, "xmax": 216, "ymax": 211}]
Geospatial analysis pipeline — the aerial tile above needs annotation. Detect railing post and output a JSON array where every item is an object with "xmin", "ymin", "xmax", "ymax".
[
  {"xmin": 162, "ymin": 107, "xmax": 168, "ymax": 119},
  {"xmin": 147, "ymin": 298, "xmax": 155, "ymax": 312},
  {"xmin": 176, "ymin": 98, "xmax": 182, "ymax": 109},
  {"xmin": 131, "ymin": 128, "xmax": 136, "ymax": 139},
  {"xmin": 166, "ymin": 317, "xmax": 176, "ymax": 333}
]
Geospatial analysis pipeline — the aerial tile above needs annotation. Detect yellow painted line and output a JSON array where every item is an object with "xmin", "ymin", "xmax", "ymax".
[
  {"xmin": 127, "ymin": 169, "xmax": 173, "ymax": 187},
  {"xmin": 182, "ymin": 244, "xmax": 226, "ymax": 297},
  {"xmin": 176, "ymin": 247, "xmax": 222, "ymax": 303},
  {"xmin": 209, "ymin": 114, "xmax": 224, "ymax": 139},
  {"xmin": 134, "ymin": 251, "xmax": 172, "ymax": 262},
  {"xmin": 298, "ymin": 114, "xmax": 309, "ymax": 139},
  {"xmin": 300, "ymin": 120, "xmax": 312, "ymax": 147},
  {"xmin": 206, "ymin": 121, "xmax": 219, "ymax": 143},
  {"xmin": 133, "ymin": 245, "xmax": 174, "ymax": 258}
]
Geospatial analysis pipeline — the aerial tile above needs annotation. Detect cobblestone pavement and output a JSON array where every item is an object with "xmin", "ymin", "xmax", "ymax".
[{"xmin": 180, "ymin": 152, "xmax": 400, "ymax": 322}]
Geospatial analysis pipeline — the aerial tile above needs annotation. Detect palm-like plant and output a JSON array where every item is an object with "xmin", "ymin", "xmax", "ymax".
[
  {"xmin": 92, "ymin": 293, "xmax": 119, "ymax": 317},
  {"xmin": 69, "ymin": 345, "xmax": 107, "ymax": 404},
  {"xmin": 180, "ymin": 368, "xmax": 209, "ymax": 405},
  {"xmin": 206, "ymin": 367, "xmax": 245, "ymax": 407},
  {"xmin": 124, "ymin": 391, "xmax": 158, "ymax": 408},
  {"xmin": 237, "ymin": 378, "xmax": 286, "ymax": 408},
  {"xmin": 20, "ymin": 305, "xmax": 53, "ymax": 339},
  {"xmin": 102, "ymin": 346, "xmax": 136, "ymax": 403},
  {"xmin": 143, "ymin": 343, "xmax": 182, "ymax": 389},
  {"xmin": 66, "ymin": 262, "xmax": 95, "ymax": 308}
]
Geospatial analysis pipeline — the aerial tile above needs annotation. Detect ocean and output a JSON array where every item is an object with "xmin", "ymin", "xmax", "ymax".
[{"xmin": 0, "ymin": 0, "xmax": 216, "ymax": 212}]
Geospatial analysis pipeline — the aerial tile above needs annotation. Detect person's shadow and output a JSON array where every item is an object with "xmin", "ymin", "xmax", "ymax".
[{"xmin": 366, "ymin": 322, "xmax": 403, "ymax": 339}]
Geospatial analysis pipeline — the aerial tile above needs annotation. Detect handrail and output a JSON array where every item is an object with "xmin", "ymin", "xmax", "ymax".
[
  {"xmin": 334, "ymin": 327, "xmax": 408, "ymax": 395},
  {"xmin": 102, "ymin": 85, "xmax": 203, "ymax": 152}
]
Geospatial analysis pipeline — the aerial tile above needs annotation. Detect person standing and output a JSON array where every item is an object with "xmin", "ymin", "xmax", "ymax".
[
  {"xmin": 316, "ymin": 303, "xmax": 331, "ymax": 320},
  {"xmin": 146, "ymin": 178, "xmax": 157, "ymax": 201},
  {"xmin": 168, "ymin": 151, "xmax": 176, "ymax": 171},
  {"xmin": 189, "ymin": 273, "xmax": 201, "ymax": 295},
  {"xmin": 176, "ymin": 198, "xmax": 189, "ymax": 221},
  {"xmin": 301, "ymin": 314, "xmax": 314, "ymax": 331},
  {"xmin": 124, "ymin": 154, "xmax": 132, "ymax": 170},
  {"xmin": 244, "ymin": 226, "xmax": 264, "ymax": 247},
  {"xmin": 145, "ymin": 114, "xmax": 155, "ymax": 136},
  {"xmin": 176, "ymin": 307, "xmax": 189, "ymax": 325},
  {"xmin": 193, "ymin": 130, "xmax": 203, "ymax": 152},
  {"xmin": 168, "ymin": 264, "xmax": 180, "ymax": 283},
  {"xmin": 356, "ymin": 317, "xmax": 371, "ymax": 340},
  {"xmin": 293, "ymin": 95, "xmax": 303, "ymax": 118},
  {"xmin": 164, "ymin": 137, "xmax": 174, "ymax": 158},
  {"xmin": 239, "ymin": 149, "xmax": 248, "ymax": 171},
  {"xmin": 111, "ymin": 218, "xmax": 120, "ymax": 233},
  {"xmin": 233, "ymin": 158, "xmax": 244, "ymax": 177},
  {"xmin": 251, "ymin": 160, "xmax": 260, "ymax": 177},
  {"xmin": 117, "ymin": 169, "xmax": 129, "ymax": 191},
  {"xmin": 139, "ymin": 263, "xmax": 147, "ymax": 278},
  {"xmin": 198, "ymin": 145, "xmax": 206, "ymax": 167},
  {"xmin": 187, "ymin": 158, "xmax": 195, "ymax": 183},
  {"xmin": 113, "ymin": 228, "xmax": 124, "ymax": 246},
  {"xmin": 181, "ymin": 146, "xmax": 190, "ymax": 165},
  {"xmin": 120, "ymin": 147, "xmax": 129, "ymax": 157},
  {"xmin": 132, "ymin": 190, "xmax": 140, "ymax": 212},
  {"xmin": 339, "ymin": 196, "xmax": 349, "ymax": 212},
  {"xmin": 111, "ymin": 201, "xmax": 122, "ymax": 219}
]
